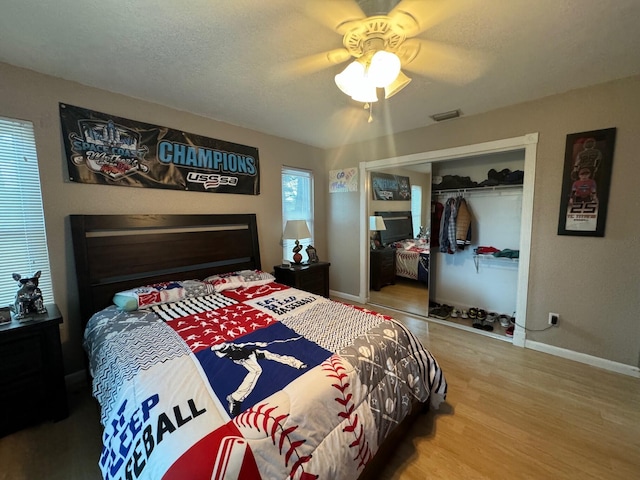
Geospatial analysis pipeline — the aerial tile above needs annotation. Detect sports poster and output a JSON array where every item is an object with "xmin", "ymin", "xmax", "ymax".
[
  {"xmin": 370, "ymin": 172, "xmax": 411, "ymax": 201},
  {"xmin": 59, "ymin": 103, "xmax": 260, "ymax": 195},
  {"xmin": 557, "ymin": 128, "xmax": 616, "ymax": 237}
]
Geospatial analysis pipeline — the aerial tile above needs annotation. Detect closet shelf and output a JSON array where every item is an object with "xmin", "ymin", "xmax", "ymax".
[
  {"xmin": 473, "ymin": 254, "xmax": 518, "ymax": 273},
  {"xmin": 433, "ymin": 184, "xmax": 523, "ymax": 196}
]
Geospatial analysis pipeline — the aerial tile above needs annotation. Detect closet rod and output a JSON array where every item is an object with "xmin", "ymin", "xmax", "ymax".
[{"xmin": 432, "ymin": 185, "xmax": 523, "ymax": 197}]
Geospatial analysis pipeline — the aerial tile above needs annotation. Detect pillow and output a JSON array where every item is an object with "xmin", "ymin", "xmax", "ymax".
[
  {"xmin": 205, "ymin": 269, "xmax": 275, "ymax": 292},
  {"xmin": 113, "ymin": 280, "xmax": 214, "ymax": 311}
]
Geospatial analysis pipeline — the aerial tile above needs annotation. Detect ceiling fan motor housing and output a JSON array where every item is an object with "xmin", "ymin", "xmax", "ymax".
[
  {"xmin": 343, "ymin": 16, "xmax": 406, "ymax": 58},
  {"xmin": 357, "ymin": 0, "xmax": 402, "ymax": 17}
]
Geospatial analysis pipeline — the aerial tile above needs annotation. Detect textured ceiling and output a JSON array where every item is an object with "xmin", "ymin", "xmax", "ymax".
[{"xmin": 1, "ymin": 0, "xmax": 639, "ymax": 148}]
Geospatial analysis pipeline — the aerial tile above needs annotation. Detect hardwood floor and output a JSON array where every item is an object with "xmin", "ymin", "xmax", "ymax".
[
  {"xmin": 366, "ymin": 306, "xmax": 640, "ymax": 479},
  {"xmin": 1, "ymin": 301, "xmax": 639, "ymax": 479},
  {"xmin": 369, "ymin": 276, "xmax": 430, "ymax": 317},
  {"xmin": 369, "ymin": 276, "xmax": 512, "ymax": 339}
]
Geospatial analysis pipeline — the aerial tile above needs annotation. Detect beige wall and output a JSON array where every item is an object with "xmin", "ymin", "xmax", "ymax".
[
  {"xmin": 2, "ymin": 59, "xmax": 638, "ymax": 372},
  {"xmin": 0, "ymin": 62, "xmax": 325, "ymax": 374},
  {"xmin": 325, "ymin": 75, "xmax": 640, "ymax": 368}
]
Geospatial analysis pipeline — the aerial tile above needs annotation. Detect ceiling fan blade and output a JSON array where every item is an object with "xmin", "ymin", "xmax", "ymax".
[
  {"xmin": 273, "ymin": 48, "xmax": 352, "ymax": 81},
  {"xmin": 400, "ymin": 38, "xmax": 491, "ymax": 85},
  {"xmin": 389, "ymin": 0, "xmax": 477, "ymax": 37},
  {"xmin": 304, "ymin": 0, "xmax": 365, "ymax": 35}
]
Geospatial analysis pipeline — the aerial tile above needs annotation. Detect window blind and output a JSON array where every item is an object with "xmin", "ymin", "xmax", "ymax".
[{"xmin": 0, "ymin": 116, "xmax": 54, "ymax": 307}]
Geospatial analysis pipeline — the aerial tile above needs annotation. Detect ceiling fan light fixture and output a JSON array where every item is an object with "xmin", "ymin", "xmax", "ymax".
[
  {"xmin": 335, "ymin": 60, "xmax": 379, "ymax": 102},
  {"xmin": 350, "ymin": 83, "xmax": 379, "ymax": 103},
  {"xmin": 367, "ymin": 50, "xmax": 401, "ymax": 88},
  {"xmin": 335, "ymin": 60, "xmax": 365, "ymax": 96},
  {"xmin": 384, "ymin": 70, "xmax": 411, "ymax": 99}
]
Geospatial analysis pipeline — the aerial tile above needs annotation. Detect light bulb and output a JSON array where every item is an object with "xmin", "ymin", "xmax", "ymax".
[{"xmin": 367, "ymin": 51, "xmax": 401, "ymax": 88}]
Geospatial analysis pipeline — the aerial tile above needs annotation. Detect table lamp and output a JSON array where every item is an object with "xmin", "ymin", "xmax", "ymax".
[
  {"xmin": 283, "ymin": 220, "xmax": 311, "ymax": 264},
  {"xmin": 369, "ymin": 216, "xmax": 386, "ymax": 249}
]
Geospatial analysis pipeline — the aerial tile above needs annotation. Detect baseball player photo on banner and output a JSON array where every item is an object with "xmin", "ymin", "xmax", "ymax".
[{"xmin": 557, "ymin": 127, "xmax": 616, "ymax": 237}]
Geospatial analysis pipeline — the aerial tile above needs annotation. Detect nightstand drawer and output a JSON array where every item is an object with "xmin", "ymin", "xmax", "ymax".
[
  {"xmin": 0, "ymin": 335, "xmax": 43, "ymax": 381},
  {"xmin": 379, "ymin": 255, "xmax": 395, "ymax": 268},
  {"xmin": 298, "ymin": 274, "xmax": 325, "ymax": 295},
  {"xmin": 370, "ymin": 248, "xmax": 397, "ymax": 291},
  {"xmin": 0, "ymin": 374, "xmax": 47, "ymax": 433},
  {"xmin": 273, "ymin": 262, "xmax": 331, "ymax": 297},
  {"xmin": 0, "ymin": 303, "xmax": 68, "ymax": 436}
]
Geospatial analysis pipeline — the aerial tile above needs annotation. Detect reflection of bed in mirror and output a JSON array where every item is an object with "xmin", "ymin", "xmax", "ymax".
[{"xmin": 375, "ymin": 211, "xmax": 429, "ymax": 284}]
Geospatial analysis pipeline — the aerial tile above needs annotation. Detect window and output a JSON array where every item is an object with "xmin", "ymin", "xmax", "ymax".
[
  {"xmin": 281, "ymin": 166, "xmax": 314, "ymax": 262},
  {"xmin": 411, "ymin": 184, "xmax": 422, "ymax": 237},
  {"xmin": 0, "ymin": 116, "xmax": 53, "ymax": 307}
]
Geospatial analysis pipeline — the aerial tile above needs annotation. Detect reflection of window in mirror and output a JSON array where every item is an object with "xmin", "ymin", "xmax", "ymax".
[{"xmin": 411, "ymin": 185, "xmax": 422, "ymax": 238}]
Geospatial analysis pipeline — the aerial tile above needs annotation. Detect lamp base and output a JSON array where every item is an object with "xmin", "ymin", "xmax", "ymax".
[{"xmin": 292, "ymin": 252, "xmax": 303, "ymax": 264}]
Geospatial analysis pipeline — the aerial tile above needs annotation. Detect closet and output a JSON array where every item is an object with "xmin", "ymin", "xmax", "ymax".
[
  {"xmin": 360, "ymin": 132, "xmax": 538, "ymax": 347},
  {"xmin": 429, "ymin": 151, "xmax": 525, "ymax": 339}
]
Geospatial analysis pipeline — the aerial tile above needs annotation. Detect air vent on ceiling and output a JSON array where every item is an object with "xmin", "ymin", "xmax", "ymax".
[{"xmin": 430, "ymin": 109, "xmax": 462, "ymax": 122}]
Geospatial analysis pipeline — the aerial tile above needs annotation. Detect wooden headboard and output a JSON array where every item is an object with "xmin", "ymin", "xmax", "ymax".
[
  {"xmin": 70, "ymin": 214, "xmax": 261, "ymax": 327},
  {"xmin": 375, "ymin": 211, "xmax": 414, "ymax": 245}
]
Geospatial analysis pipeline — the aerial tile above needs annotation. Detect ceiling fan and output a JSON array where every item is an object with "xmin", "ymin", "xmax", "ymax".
[
  {"xmin": 291, "ymin": 0, "xmax": 488, "ymax": 107},
  {"xmin": 332, "ymin": 0, "xmax": 423, "ymax": 101}
]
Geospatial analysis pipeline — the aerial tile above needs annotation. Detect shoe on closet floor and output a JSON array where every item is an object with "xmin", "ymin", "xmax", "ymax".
[
  {"xmin": 429, "ymin": 306, "xmax": 450, "ymax": 320},
  {"xmin": 498, "ymin": 314, "xmax": 511, "ymax": 328}
]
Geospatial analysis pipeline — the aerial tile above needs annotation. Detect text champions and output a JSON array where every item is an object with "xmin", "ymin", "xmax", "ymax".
[{"xmin": 157, "ymin": 140, "xmax": 257, "ymax": 175}]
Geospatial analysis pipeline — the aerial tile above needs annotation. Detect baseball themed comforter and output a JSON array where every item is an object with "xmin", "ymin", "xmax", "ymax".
[
  {"xmin": 84, "ymin": 274, "xmax": 447, "ymax": 480},
  {"xmin": 391, "ymin": 240, "xmax": 430, "ymax": 283}
]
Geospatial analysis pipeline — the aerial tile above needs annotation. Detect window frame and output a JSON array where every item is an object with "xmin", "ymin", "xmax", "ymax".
[
  {"xmin": 281, "ymin": 166, "xmax": 314, "ymax": 262},
  {"xmin": 0, "ymin": 115, "xmax": 54, "ymax": 307}
]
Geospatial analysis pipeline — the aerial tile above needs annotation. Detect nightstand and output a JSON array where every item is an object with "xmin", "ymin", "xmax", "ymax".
[
  {"xmin": 273, "ymin": 262, "xmax": 331, "ymax": 297},
  {"xmin": 370, "ymin": 247, "xmax": 396, "ymax": 291},
  {"xmin": 0, "ymin": 303, "xmax": 69, "ymax": 437}
]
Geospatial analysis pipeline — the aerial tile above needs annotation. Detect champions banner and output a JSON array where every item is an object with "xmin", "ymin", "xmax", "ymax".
[{"xmin": 59, "ymin": 103, "xmax": 260, "ymax": 195}]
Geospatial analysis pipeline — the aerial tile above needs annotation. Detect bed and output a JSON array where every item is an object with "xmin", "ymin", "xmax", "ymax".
[
  {"xmin": 71, "ymin": 214, "xmax": 446, "ymax": 480},
  {"xmin": 375, "ymin": 211, "xmax": 430, "ymax": 284}
]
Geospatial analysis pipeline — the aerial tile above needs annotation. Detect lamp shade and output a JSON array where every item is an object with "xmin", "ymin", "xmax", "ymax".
[
  {"xmin": 369, "ymin": 216, "xmax": 386, "ymax": 231},
  {"xmin": 283, "ymin": 220, "xmax": 311, "ymax": 240},
  {"xmin": 367, "ymin": 50, "xmax": 401, "ymax": 88},
  {"xmin": 335, "ymin": 61, "xmax": 379, "ymax": 103},
  {"xmin": 384, "ymin": 70, "xmax": 412, "ymax": 99},
  {"xmin": 335, "ymin": 61, "xmax": 365, "ymax": 96}
]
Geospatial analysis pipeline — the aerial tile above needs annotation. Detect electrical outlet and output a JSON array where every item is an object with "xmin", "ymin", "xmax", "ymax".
[{"xmin": 548, "ymin": 312, "xmax": 559, "ymax": 326}]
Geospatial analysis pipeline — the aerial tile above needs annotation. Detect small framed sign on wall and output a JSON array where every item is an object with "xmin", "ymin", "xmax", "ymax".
[{"xmin": 557, "ymin": 127, "xmax": 616, "ymax": 237}]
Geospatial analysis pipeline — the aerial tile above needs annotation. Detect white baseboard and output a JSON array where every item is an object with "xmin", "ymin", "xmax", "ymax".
[
  {"xmin": 525, "ymin": 340, "xmax": 640, "ymax": 378},
  {"xmin": 329, "ymin": 290, "xmax": 361, "ymax": 303},
  {"xmin": 334, "ymin": 292, "xmax": 639, "ymax": 378}
]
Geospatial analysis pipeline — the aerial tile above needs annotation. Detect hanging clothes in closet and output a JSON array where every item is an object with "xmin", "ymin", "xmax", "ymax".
[
  {"xmin": 456, "ymin": 197, "xmax": 472, "ymax": 248},
  {"xmin": 431, "ymin": 200, "xmax": 444, "ymax": 248},
  {"xmin": 439, "ymin": 196, "xmax": 472, "ymax": 254}
]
